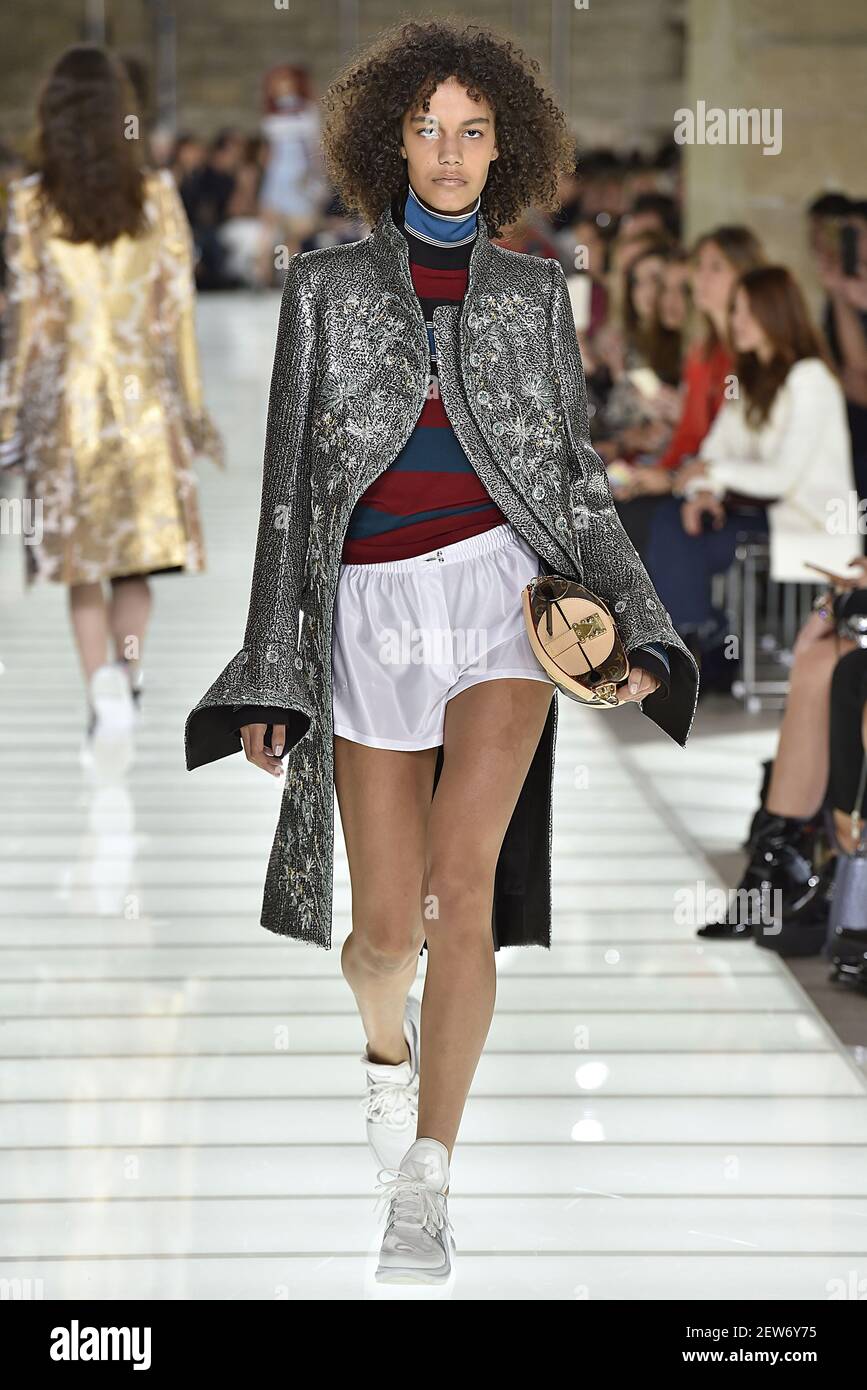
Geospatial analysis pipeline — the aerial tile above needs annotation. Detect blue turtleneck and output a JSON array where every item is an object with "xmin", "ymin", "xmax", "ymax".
[{"xmin": 401, "ymin": 181, "xmax": 480, "ymax": 253}]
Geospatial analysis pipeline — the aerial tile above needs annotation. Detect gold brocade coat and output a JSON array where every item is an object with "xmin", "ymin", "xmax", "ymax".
[{"xmin": 0, "ymin": 167, "xmax": 223, "ymax": 584}]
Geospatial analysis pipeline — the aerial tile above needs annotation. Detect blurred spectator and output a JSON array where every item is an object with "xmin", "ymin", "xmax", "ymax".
[
  {"xmin": 636, "ymin": 225, "xmax": 767, "ymax": 495},
  {"xmin": 548, "ymin": 155, "xmax": 582, "ymax": 231},
  {"xmin": 649, "ymin": 265, "xmax": 854, "ymax": 678},
  {"xmin": 171, "ymin": 133, "xmax": 206, "ymax": 203},
  {"xmin": 811, "ymin": 193, "xmax": 867, "ymax": 510},
  {"xmin": 702, "ymin": 566, "xmax": 867, "ymax": 944},
  {"xmin": 180, "ymin": 127, "xmax": 247, "ymax": 288},
  {"xmin": 658, "ymin": 248, "xmax": 692, "ymax": 334},
  {"xmin": 595, "ymin": 242, "xmax": 683, "ymax": 446},
  {"xmin": 556, "ymin": 213, "xmax": 611, "ymax": 339},
  {"xmin": 620, "ymin": 190, "xmax": 681, "ymax": 243},
  {"xmin": 493, "ymin": 208, "xmax": 563, "ymax": 260},
  {"xmin": 219, "ymin": 134, "xmax": 268, "ymax": 285},
  {"xmin": 806, "ymin": 191, "xmax": 853, "ymax": 262},
  {"xmin": 256, "ymin": 63, "xmax": 326, "ymax": 286},
  {"xmin": 575, "ymin": 147, "xmax": 627, "ymax": 222}
]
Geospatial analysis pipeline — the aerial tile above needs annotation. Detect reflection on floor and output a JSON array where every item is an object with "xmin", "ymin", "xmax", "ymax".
[{"xmin": 0, "ymin": 292, "xmax": 865, "ymax": 1300}]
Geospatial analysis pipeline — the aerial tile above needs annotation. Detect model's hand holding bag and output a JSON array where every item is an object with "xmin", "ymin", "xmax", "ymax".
[{"xmin": 520, "ymin": 548, "xmax": 630, "ymax": 707}]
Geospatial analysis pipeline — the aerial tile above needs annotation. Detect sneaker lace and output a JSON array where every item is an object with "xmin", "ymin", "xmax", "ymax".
[
  {"xmin": 373, "ymin": 1168, "xmax": 453, "ymax": 1238},
  {"xmin": 360, "ymin": 1071, "xmax": 419, "ymax": 1130}
]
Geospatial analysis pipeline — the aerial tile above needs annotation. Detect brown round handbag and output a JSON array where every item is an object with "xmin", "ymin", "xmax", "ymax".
[{"xmin": 522, "ymin": 572, "xmax": 630, "ymax": 707}]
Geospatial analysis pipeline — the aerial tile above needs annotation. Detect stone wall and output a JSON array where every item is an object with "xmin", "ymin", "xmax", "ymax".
[
  {"xmin": 0, "ymin": 0, "xmax": 860, "ymax": 290},
  {"xmin": 683, "ymin": 0, "xmax": 867, "ymax": 295},
  {"xmin": 1, "ymin": 0, "xmax": 686, "ymax": 152}
]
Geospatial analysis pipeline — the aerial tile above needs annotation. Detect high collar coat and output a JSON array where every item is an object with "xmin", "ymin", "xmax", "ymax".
[{"xmin": 184, "ymin": 199, "xmax": 700, "ymax": 951}]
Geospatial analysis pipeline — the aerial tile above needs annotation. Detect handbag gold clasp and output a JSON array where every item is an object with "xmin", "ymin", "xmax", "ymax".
[{"xmin": 571, "ymin": 613, "xmax": 607, "ymax": 641}]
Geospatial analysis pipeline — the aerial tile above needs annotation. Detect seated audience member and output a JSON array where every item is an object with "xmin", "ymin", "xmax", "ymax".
[
  {"xmin": 812, "ymin": 196, "xmax": 867, "ymax": 514},
  {"xmin": 700, "ymin": 561, "xmax": 867, "ymax": 944},
  {"xmin": 615, "ymin": 226, "xmax": 766, "ymax": 504},
  {"xmin": 170, "ymin": 134, "xmax": 206, "ymax": 238},
  {"xmin": 558, "ymin": 214, "xmax": 611, "ymax": 342},
  {"xmin": 619, "ymin": 190, "xmax": 681, "ymax": 244},
  {"xmin": 590, "ymin": 236, "xmax": 674, "ymax": 451},
  {"xmin": 181, "ymin": 128, "xmax": 247, "ymax": 288},
  {"xmin": 493, "ymin": 208, "xmax": 563, "ymax": 261},
  {"xmin": 646, "ymin": 264, "xmax": 855, "ymax": 683},
  {"xmin": 218, "ymin": 134, "xmax": 268, "ymax": 287},
  {"xmin": 606, "ymin": 248, "xmax": 692, "ymax": 551}
]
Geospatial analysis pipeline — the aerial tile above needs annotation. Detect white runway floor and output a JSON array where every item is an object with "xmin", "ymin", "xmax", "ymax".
[{"xmin": 1, "ymin": 291, "xmax": 866, "ymax": 1301}]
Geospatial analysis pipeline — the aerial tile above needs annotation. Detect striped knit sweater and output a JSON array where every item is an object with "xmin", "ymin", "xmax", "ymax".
[{"xmin": 340, "ymin": 184, "xmax": 508, "ymax": 563}]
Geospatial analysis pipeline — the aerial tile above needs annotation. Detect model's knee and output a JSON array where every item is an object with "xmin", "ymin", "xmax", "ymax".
[
  {"xmin": 346, "ymin": 914, "xmax": 422, "ymax": 973},
  {"xmin": 422, "ymin": 852, "xmax": 496, "ymax": 944}
]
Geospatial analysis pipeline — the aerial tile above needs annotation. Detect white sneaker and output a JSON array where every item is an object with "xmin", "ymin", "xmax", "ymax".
[
  {"xmin": 374, "ymin": 1137, "xmax": 455, "ymax": 1285},
  {"xmin": 359, "ymin": 992, "xmax": 421, "ymax": 1173},
  {"xmin": 80, "ymin": 663, "xmax": 137, "ymax": 774}
]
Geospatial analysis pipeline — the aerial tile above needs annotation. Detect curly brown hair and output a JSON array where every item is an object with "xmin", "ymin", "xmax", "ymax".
[{"xmin": 321, "ymin": 14, "xmax": 576, "ymax": 236}]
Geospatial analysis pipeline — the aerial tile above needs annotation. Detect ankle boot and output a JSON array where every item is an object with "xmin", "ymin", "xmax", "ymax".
[
  {"xmin": 743, "ymin": 759, "xmax": 774, "ymax": 850},
  {"xmin": 697, "ymin": 808, "xmax": 824, "ymax": 940}
]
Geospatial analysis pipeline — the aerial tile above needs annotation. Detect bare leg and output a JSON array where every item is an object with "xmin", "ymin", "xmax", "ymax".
[
  {"xmin": 68, "ymin": 582, "xmax": 110, "ymax": 684},
  {"xmin": 108, "ymin": 574, "xmax": 152, "ymax": 684},
  {"xmin": 335, "ymin": 736, "xmax": 438, "ymax": 1065},
  {"xmin": 766, "ymin": 636, "xmax": 856, "ymax": 817},
  {"xmin": 417, "ymin": 677, "xmax": 555, "ymax": 1159}
]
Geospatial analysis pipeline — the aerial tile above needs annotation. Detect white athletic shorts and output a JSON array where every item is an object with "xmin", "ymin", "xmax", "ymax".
[{"xmin": 331, "ymin": 521, "xmax": 552, "ymax": 750}]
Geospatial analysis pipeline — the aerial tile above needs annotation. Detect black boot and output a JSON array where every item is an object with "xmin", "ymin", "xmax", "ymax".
[
  {"xmin": 697, "ymin": 808, "xmax": 827, "ymax": 945},
  {"xmin": 749, "ymin": 811, "xmax": 832, "ymax": 955},
  {"xmin": 743, "ymin": 759, "xmax": 774, "ymax": 850}
]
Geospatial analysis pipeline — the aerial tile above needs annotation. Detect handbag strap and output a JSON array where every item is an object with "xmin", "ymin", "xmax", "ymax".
[{"xmin": 545, "ymin": 593, "xmax": 601, "ymax": 678}]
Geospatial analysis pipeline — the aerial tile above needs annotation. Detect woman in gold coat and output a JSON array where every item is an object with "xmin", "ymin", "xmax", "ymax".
[{"xmin": 0, "ymin": 44, "xmax": 222, "ymax": 762}]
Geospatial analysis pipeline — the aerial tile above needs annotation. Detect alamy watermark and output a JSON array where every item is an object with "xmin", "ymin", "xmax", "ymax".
[{"xmin": 674, "ymin": 101, "xmax": 782, "ymax": 156}]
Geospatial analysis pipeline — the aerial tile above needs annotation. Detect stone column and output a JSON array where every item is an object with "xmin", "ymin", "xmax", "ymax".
[{"xmin": 683, "ymin": 0, "xmax": 867, "ymax": 297}]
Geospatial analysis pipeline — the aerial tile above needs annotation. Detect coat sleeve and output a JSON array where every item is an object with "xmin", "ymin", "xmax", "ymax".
[
  {"xmin": 184, "ymin": 252, "xmax": 317, "ymax": 770},
  {"xmin": 547, "ymin": 256, "xmax": 698, "ymax": 743}
]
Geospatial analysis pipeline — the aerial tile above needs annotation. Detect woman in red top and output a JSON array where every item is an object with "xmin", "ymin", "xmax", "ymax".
[
  {"xmin": 607, "ymin": 227, "xmax": 764, "ymax": 559},
  {"xmin": 617, "ymin": 225, "xmax": 766, "ymax": 499}
]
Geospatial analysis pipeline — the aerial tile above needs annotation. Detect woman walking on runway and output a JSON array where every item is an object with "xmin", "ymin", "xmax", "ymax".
[
  {"xmin": 185, "ymin": 19, "xmax": 698, "ymax": 1284},
  {"xmin": 0, "ymin": 44, "xmax": 222, "ymax": 769}
]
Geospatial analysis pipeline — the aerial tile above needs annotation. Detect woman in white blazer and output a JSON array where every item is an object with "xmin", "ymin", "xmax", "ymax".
[{"xmin": 646, "ymin": 264, "xmax": 858, "ymax": 661}]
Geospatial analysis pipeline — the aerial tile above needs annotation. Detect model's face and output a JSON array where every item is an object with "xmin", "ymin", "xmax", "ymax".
[
  {"xmin": 400, "ymin": 76, "xmax": 498, "ymax": 216},
  {"xmin": 730, "ymin": 286, "xmax": 769, "ymax": 356}
]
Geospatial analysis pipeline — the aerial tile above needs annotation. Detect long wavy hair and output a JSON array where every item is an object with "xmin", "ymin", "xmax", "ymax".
[
  {"xmin": 621, "ymin": 241, "xmax": 683, "ymax": 384},
  {"xmin": 321, "ymin": 15, "xmax": 576, "ymax": 236},
  {"xmin": 35, "ymin": 44, "xmax": 147, "ymax": 245},
  {"xmin": 734, "ymin": 265, "xmax": 833, "ymax": 427}
]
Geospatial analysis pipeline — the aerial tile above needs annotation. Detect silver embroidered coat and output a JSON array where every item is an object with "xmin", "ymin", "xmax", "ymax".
[{"xmin": 184, "ymin": 201, "xmax": 700, "ymax": 951}]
